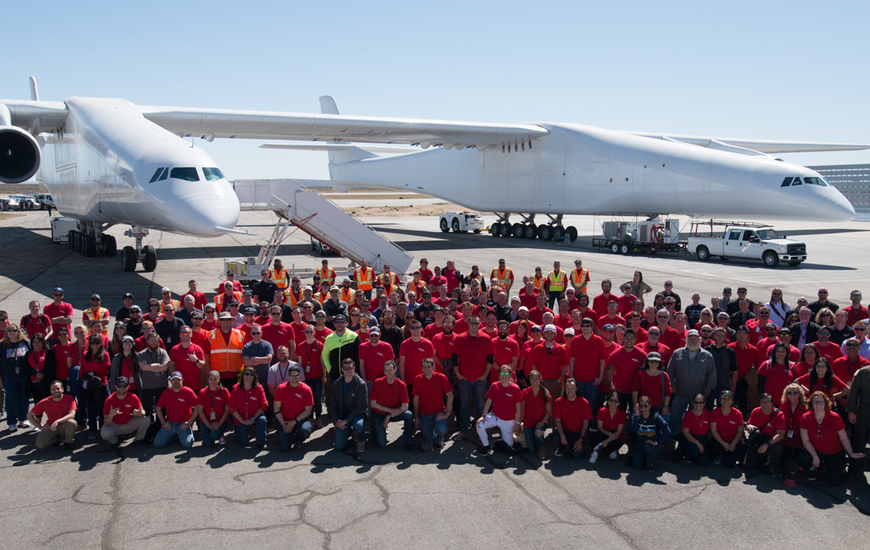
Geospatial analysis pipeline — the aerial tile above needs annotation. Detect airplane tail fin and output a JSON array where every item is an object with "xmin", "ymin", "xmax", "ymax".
[{"xmin": 318, "ymin": 95, "xmax": 379, "ymax": 166}]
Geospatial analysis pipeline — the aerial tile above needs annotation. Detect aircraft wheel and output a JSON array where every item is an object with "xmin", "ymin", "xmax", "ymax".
[
  {"xmin": 538, "ymin": 225, "xmax": 553, "ymax": 241},
  {"xmin": 512, "ymin": 223, "xmax": 525, "ymax": 238},
  {"xmin": 499, "ymin": 223, "xmax": 511, "ymax": 238},
  {"xmin": 143, "ymin": 245, "xmax": 158, "ymax": 272},
  {"xmin": 566, "ymin": 226, "xmax": 578, "ymax": 242},
  {"xmin": 68, "ymin": 231, "xmax": 76, "ymax": 250},
  {"xmin": 490, "ymin": 222, "xmax": 501, "ymax": 236},
  {"xmin": 103, "ymin": 235, "xmax": 117, "ymax": 257},
  {"xmin": 524, "ymin": 224, "xmax": 537, "ymax": 239},
  {"xmin": 84, "ymin": 236, "xmax": 97, "ymax": 258},
  {"xmin": 553, "ymin": 226, "xmax": 566, "ymax": 241},
  {"xmin": 121, "ymin": 246, "xmax": 137, "ymax": 272}
]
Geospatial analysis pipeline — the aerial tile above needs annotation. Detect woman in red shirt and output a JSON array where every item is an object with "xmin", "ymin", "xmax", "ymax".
[
  {"xmin": 297, "ymin": 325, "xmax": 326, "ymax": 428},
  {"xmin": 794, "ymin": 344, "xmax": 820, "ymax": 378},
  {"xmin": 109, "ymin": 336, "xmax": 139, "ymax": 392},
  {"xmin": 25, "ymin": 334, "xmax": 55, "ymax": 403},
  {"xmin": 797, "ymin": 358, "xmax": 848, "ymax": 403},
  {"xmin": 680, "ymin": 394, "xmax": 711, "ymax": 465},
  {"xmin": 799, "ymin": 391, "xmax": 865, "ymax": 485},
  {"xmin": 229, "ymin": 367, "xmax": 269, "ymax": 449},
  {"xmin": 80, "ymin": 334, "xmax": 110, "ymax": 437},
  {"xmin": 521, "ymin": 370, "xmax": 552, "ymax": 459},
  {"xmin": 779, "ymin": 383, "xmax": 808, "ymax": 484},
  {"xmin": 631, "ymin": 353, "xmax": 671, "ymax": 417},
  {"xmin": 590, "ymin": 390, "xmax": 627, "ymax": 463},
  {"xmin": 709, "ymin": 391, "xmax": 745, "ymax": 467},
  {"xmin": 758, "ymin": 343, "xmax": 796, "ymax": 407}
]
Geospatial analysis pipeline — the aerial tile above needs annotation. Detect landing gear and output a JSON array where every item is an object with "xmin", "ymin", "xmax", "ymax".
[
  {"xmin": 489, "ymin": 212, "xmax": 576, "ymax": 244},
  {"xmin": 121, "ymin": 226, "xmax": 157, "ymax": 272},
  {"xmin": 68, "ymin": 222, "xmax": 117, "ymax": 259}
]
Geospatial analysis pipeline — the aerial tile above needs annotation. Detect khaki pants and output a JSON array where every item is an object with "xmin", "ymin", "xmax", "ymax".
[
  {"xmin": 100, "ymin": 416, "xmax": 151, "ymax": 444},
  {"xmin": 35, "ymin": 420, "xmax": 77, "ymax": 448}
]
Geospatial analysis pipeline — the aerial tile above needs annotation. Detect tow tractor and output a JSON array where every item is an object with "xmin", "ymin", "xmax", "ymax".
[{"xmin": 592, "ymin": 217, "xmax": 684, "ymax": 255}]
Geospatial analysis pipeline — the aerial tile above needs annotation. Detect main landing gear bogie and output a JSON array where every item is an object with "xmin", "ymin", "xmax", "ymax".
[
  {"xmin": 68, "ymin": 229, "xmax": 116, "ymax": 259},
  {"xmin": 490, "ymin": 213, "xmax": 577, "ymax": 243}
]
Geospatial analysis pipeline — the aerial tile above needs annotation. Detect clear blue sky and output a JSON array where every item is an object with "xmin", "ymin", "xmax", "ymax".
[{"xmin": 5, "ymin": 2, "xmax": 869, "ymax": 179}]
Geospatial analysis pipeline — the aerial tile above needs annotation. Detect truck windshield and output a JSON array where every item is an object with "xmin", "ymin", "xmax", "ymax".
[{"xmin": 756, "ymin": 229, "xmax": 781, "ymax": 240}]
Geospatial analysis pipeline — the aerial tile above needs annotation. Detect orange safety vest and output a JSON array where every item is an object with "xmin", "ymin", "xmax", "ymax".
[
  {"xmin": 208, "ymin": 328, "xmax": 245, "ymax": 376},
  {"xmin": 84, "ymin": 307, "xmax": 109, "ymax": 335},
  {"xmin": 491, "ymin": 267, "xmax": 513, "ymax": 288},
  {"xmin": 271, "ymin": 267, "xmax": 289, "ymax": 289},
  {"xmin": 318, "ymin": 267, "xmax": 336, "ymax": 287},
  {"xmin": 355, "ymin": 267, "xmax": 374, "ymax": 291},
  {"xmin": 315, "ymin": 290, "xmax": 330, "ymax": 305},
  {"xmin": 340, "ymin": 287, "xmax": 355, "ymax": 305},
  {"xmin": 571, "ymin": 268, "xmax": 590, "ymax": 294},
  {"xmin": 547, "ymin": 270, "xmax": 568, "ymax": 293},
  {"xmin": 214, "ymin": 291, "xmax": 243, "ymax": 312},
  {"xmin": 380, "ymin": 272, "xmax": 400, "ymax": 293},
  {"xmin": 159, "ymin": 299, "xmax": 181, "ymax": 314},
  {"xmin": 533, "ymin": 274, "xmax": 546, "ymax": 292},
  {"xmin": 285, "ymin": 287, "xmax": 304, "ymax": 307}
]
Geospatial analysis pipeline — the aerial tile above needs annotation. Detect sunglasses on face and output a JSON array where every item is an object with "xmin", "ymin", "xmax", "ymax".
[
  {"xmin": 243, "ymin": 373, "xmax": 254, "ymax": 377},
  {"xmin": 787, "ymin": 391, "xmax": 799, "ymax": 395},
  {"xmin": 693, "ymin": 401, "xmax": 705, "ymax": 404},
  {"xmin": 607, "ymin": 398, "xmax": 620, "ymax": 403}
]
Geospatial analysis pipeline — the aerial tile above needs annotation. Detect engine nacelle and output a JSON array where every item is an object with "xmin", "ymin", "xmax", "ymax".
[{"xmin": 0, "ymin": 126, "xmax": 41, "ymax": 183}]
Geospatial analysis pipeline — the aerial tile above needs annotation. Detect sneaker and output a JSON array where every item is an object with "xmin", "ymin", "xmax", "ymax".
[
  {"xmin": 255, "ymin": 443, "xmax": 266, "ymax": 450},
  {"xmin": 554, "ymin": 445, "xmax": 565, "ymax": 457},
  {"xmin": 87, "ymin": 431, "xmax": 98, "ymax": 440},
  {"xmin": 32, "ymin": 426, "xmax": 40, "ymax": 433},
  {"xmin": 453, "ymin": 431, "xmax": 466, "ymax": 442},
  {"xmin": 713, "ymin": 456, "xmax": 722, "ymax": 465},
  {"xmin": 420, "ymin": 442, "xmax": 434, "ymax": 452},
  {"xmin": 356, "ymin": 440, "xmax": 365, "ymax": 454},
  {"xmin": 434, "ymin": 441, "xmax": 444, "ymax": 449},
  {"xmin": 538, "ymin": 447, "xmax": 546, "ymax": 460},
  {"xmin": 771, "ymin": 468, "xmax": 783, "ymax": 479},
  {"xmin": 807, "ymin": 468, "xmax": 817, "ymax": 481},
  {"xmin": 589, "ymin": 450, "xmax": 599, "ymax": 464},
  {"xmin": 18, "ymin": 421, "xmax": 30, "ymax": 429},
  {"xmin": 476, "ymin": 445, "xmax": 492, "ymax": 456},
  {"xmin": 8, "ymin": 424, "xmax": 18, "ymax": 433},
  {"xmin": 609, "ymin": 450, "xmax": 619, "ymax": 460},
  {"xmin": 218, "ymin": 436, "xmax": 226, "ymax": 445}
]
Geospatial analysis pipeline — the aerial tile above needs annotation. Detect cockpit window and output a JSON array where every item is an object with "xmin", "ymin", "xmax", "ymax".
[
  {"xmin": 170, "ymin": 167, "xmax": 199, "ymax": 182},
  {"xmin": 791, "ymin": 177, "xmax": 802, "ymax": 186},
  {"xmin": 149, "ymin": 167, "xmax": 168, "ymax": 183},
  {"xmin": 780, "ymin": 177, "xmax": 793, "ymax": 187},
  {"xmin": 158, "ymin": 167, "xmax": 168, "ymax": 181},
  {"xmin": 203, "ymin": 167, "xmax": 225, "ymax": 182},
  {"xmin": 803, "ymin": 177, "xmax": 829, "ymax": 186}
]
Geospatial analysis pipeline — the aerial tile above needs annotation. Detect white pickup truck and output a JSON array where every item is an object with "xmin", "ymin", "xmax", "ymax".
[{"xmin": 688, "ymin": 226, "xmax": 807, "ymax": 267}]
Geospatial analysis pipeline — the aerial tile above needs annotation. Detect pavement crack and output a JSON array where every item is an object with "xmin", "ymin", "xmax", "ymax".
[
  {"xmin": 100, "ymin": 460, "xmax": 124, "ymax": 550},
  {"xmin": 136, "ymin": 523, "xmax": 294, "ymax": 541},
  {"xmin": 43, "ymin": 527, "xmax": 100, "ymax": 545}
]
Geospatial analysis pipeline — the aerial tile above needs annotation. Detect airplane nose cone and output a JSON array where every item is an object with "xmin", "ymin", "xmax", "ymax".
[
  {"xmin": 186, "ymin": 185, "xmax": 241, "ymax": 235},
  {"xmin": 827, "ymin": 189, "xmax": 856, "ymax": 221}
]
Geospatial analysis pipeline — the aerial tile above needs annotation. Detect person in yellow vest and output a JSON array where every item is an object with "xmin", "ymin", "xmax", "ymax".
[
  {"xmin": 208, "ymin": 311, "xmax": 246, "ymax": 390},
  {"xmin": 545, "ymin": 261, "xmax": 569, "ymax": 309},
  {"xmin": 159, "ymin": 287, "xmax": 181, "ymax": 314},
  {"xmin": 490, "ymin": 259, "xmax": 514, "ymax": 294},
  {"xmin": 214, "ymin": 281, "xmax": 243, "ymax": 312},
  {"xmin": 532, "ymin": 266, "xmax": 547, "ymax": 293},
  {"xmin": 284, "ymin": 275, "xmax": 305, "ymax": 307},
  {"xmin": 571, "ymin": 259, "xmax": 591, "ymax": 295},
  {"xmin": 461, "ymin": 265, "xmax": 487, "ymax": 294},
  {"xmin": 270, "ymin": 259, "xmax": 290, "ymax": 290},
  {"xmin": 353, "ymin": 259, "xmax": 375, "ymax": 300},
  {"xmin": 82, "ymin": 294, "xmax": 110, "ymax": 335},
  {"xmin": 339, "ymin": 278, "xmax": 356, "ymax": 305},
  {"xmin": 380, "ymin": 263, "xmax": 401, "ymax": 295},
  {"xmin": 318, "ymin": 259, "xmax": 336, "ymax": 287}
]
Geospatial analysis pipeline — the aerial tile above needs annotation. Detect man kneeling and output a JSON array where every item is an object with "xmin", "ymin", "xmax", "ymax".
[
  {"xmin": 100, "ymin": 377, "xmax": 150, "ymax": 446},
  {"xmin": 274, "ymin": 364, "xmax": 314, "ymax": 451},
  {"xmin": 28, "ymin": 380, "xmax": 77, "ymax": 449}
]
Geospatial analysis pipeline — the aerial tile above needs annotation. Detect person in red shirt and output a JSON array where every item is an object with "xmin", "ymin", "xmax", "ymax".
[
  {"xmin": 814, "ymin": 327, "xmax": 843, "ymax": 365},
  {"xmin": 528, "ymin": 293, "xmax": 554, "ymax": 326},
  {"xmin": 843, "ymin": 290, "xmax": 869, "ymax": 327},
  {"xmin": 413, "ymin": 358, "xmax": 454, "ymax": 452},
  {"xmin": 799, "ymin": 391, "xmax": 865, "ymax": 485},
  {"xmin": 99, "ymin": 377, "xmax": 150, "ymax": 446},
  {"xmin": 134, "ymin": 322, "xmax": 165, "ymax": 353},
  {"xmin": 229, "ymin": 367, "xmax": 269, "ymax": 448},
  {"xmin": 44, "ymin": 287, "xmax": 73, "ymax": 346},
  {"xmin": 709, "ymin": 391, "xmax": 745, "ymax": 467},
  {"xmin": 797, "ymin": 358, "xmax": 848, "ymax": 401},
  {"xmin": 154, "ymin": 371, "xmax": 198, "ymax": 448},
  {"xmin": 679, "ymin": 394, "xmax": 711, "ymax": 465},
  {"xmin": 21, "ymin": 300, "xmax": 52, "ymax": 341},
  {"xmin": 553, "ymin": 378, "xmax": 593, "ymax": 459},
  {"xmin": 592, "ymin": 279, "xmax": 615, "ymax": 320},
  {"xmin": 590, "ymin": 390, "xmax": 627, "ymax": 463},
  {"xmin": 168, "ymin": 328, "xmax": 206, "ymax": 391},
  {"xmin": 260, "ymin": 309, "xmax": 295, "ymax": 360},
  {"xmin": 617, "ymin": 284, "xmax": 637, "ymax": 317},
  {"xmin": 607, "ymin": 330, "xmax": 647, "ymax": 411},
  {"xmin": 554, "ymin": 299, "xmax": 573, "ymax": 330},
  {"xmin": 758, "ymin": 343, "xmax": 797, "ymax": 407},
  {"xmin": 52, "ymin": 328, "xmax": 78, "ymax": 390},
  {"xmin": 80, "ymin": 334, "xmax": 111, "ymax": 437},
  {"xmin": 183, "ymin": 279, "xmax": 209, "ymax": 311},
  {"xmin": 518, "ymin": 280, "xmax": 538, "ymax": 311},
  {"xmin": 274, "ymin": 364, "xmax": 314, "ymax": 450},
  {"xmin": 197, "ymin": 371, "xmax": 231, "ymax": 446},
  {"xmin": 527, "ymin": 324, "xmax": 569, "ymax": 401},
  {"xmin": 475, "ymin": 365, "xmax": 522, "ymax": 455},
  {"xmin": 359, "ymin": 328, "xmax": 395, "ymax": 386},
  {"xmin": 423, "ymin": 307, "xmax": 446, "ymax": 340},
  {"xmin": 625, "ymin": 312, "xmax": 648, "ymax": 344},
  {"xmin": 490, "ymin": 320, "xmax": 519, "ymax": 384},
  {"xmin": 832, "ymin": 338, "xmax": 870, "ymax": 383},
  {"xmin": 400, "ymin": 322, "xmax": 436, "ymax": 394},
  {"xmin": 521, "ymin": 370, "xmax": 552, "ymax": 459},
  {"xmin": 569, "ymin": 318, "xmax": 606, "ymax": 405},
  {"xmin": 27, "ymin": 380, "xmax": 77, "ymax": 449},
  {"xmin": 296, "ymin": 325, "xmax": 325, "ymax": 428},
  {"xmin": 779, "ymin": 383, "xmax": 808, "ymax": 483},
  {"xmin": 728, "ymin": 326, "xmax": 759, "ymax": 416},
  {"xmin": 631, "ymin": 352, "xmax": 671, "ymax": 416},
  {"xmin": 370, "ymin": 360, "xmax": 413, "ymax": 450},
  {"xmin": 432, "ymin": 316, "xmax": 459, "ymax": 384},
  {"xmin": 743, "ymin": 393, "xmax": 787, "ymax": 476},
  {"xmin": 453, "ymin": 316, "xmax": 495, "ymax": 436}
]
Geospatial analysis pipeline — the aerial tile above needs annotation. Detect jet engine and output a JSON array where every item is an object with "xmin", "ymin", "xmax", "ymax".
[{"xmin": 0, "ymin": 125, "xmax": 40, "ymax": 183}]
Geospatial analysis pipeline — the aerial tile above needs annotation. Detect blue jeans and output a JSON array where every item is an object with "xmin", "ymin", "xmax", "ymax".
[
  {"xmin": 154, "ymin": 421, "xmax": 194, "ymax": 448},
  {"xmin": 668, "ymin": 394, "xmax": 691, "ymax": 443},
  {"xmin": 681, "ymin": 433, "xmax": 710, "ymax": 465},
  {"xmin": 577, "ymin": 381, "xmax": 598, "ymax": 410},
  {"xmin": 278, "ymin": 419, "xmax": 313, "ymax": 450},
  {"xmin": 632, "ymin": 438, "xmax": 663, "ymax": 469},
  {"xmin": 372, "ymin": 410, "xmax": 414, "ymax": 447},
  {"xmin": 561, "ymin": 429, "xmax": 585, "ymax": 459},
  {"xmin": 79, "ymin": 385, "xmax": 108, "ymax": 432},
  {"xmin": 197, "ymin": 420, "xmax": 228, "ymax": 447},
  {"xmin": 418, "ymin": 413, "xmax": 448, "ymax": 445},
  {"xmin": 67, "ymin": 365, "xmax": 80, "ymax": 396},
  {"xmin": 305, "ymin": 377, "xmax": 323, "ymax": 418},
  {"xmin": 524, "ymin": 422, "xmax": 549, "ymax": 453},
  {"xmin": 234, "ymin": 416, "xmax": 268, "ymax": 446},
  {"xmin": 334, "ymin": 415, "xmax": 365, "ymax": 451},
  {"xmin": 457, "ymin": 378, "xmax": 487, "ymax": 432},
  {"xmin": 4, "ymin": 379, "xmax": 28, "ymax": 426}
]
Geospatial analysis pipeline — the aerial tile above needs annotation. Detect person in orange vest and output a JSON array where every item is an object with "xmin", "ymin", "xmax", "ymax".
[
  {"xmin": 159, "ymin": 287, "xmax": 181, "ymax": 314},
  {"xmin": 491, "ymin": 259, "xmax": 514, "ymax": 294},
  {"xmin": 318, "ymin": 259, "xmax": 336, "ymax": 287},
  {"xmin": 208, "ymin": 311, "xmax": 246, "ymax": 390},
  {"xmin": 532, "ymin": 266, "xmax": 547, "ymax": 293},
  {"xmin": 380, "ymin": 263, "xmax": 401, "ymax": 295},
  {"xmin": 545, "ymin": 261, "xmax": 569, "ymax": 309},
  {"xmin": 571, "ymin": 259, "xmax": 591, "ymax": 295},
  {"xmin": 223, "ymin": 270, "xmax": 244, "ymax": 294},
  {"xmin": 270, "ymin": 259, "xmax": 290, "ymax": 290},
  {"xmin": 214, "ymin": 281, "xmax": 243, "ymax": 312},
  {"xmin": 314, "ymin": 281, "xmax": 332, "ymax": 305},
  {"xmin": 82, "ymin": 294, "xmax": 110, "ymax": 335},
  {"xmin": 339, "ymin": 278, "xmax": 356, "ymax": 305},
  {"xmin": 353, "ymin": 259, "xmax": 375, "ymax": 300},
  {"xmin": 284, "ymin": 275, "xmax": 305, "ymax": 307}
]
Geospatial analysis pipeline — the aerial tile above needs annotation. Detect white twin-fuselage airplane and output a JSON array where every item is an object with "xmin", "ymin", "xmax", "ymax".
[{"xmin": 0, "ymin": 79, "xmax": 864, "ymax": 271}]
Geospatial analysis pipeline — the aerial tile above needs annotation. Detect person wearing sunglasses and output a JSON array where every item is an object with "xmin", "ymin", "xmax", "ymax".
[
  {"xmin": 331, "ymin": 358, "xmax": 368, "ymax": 454},
  {"xmin": 590, "ymin": 391, "xmax": 627, "ymax": 464},
  {"xmin": 833, "ymin": 338, "xmax": 870, "ymax": 384},
  {"xmin": 628, "ymin": 395, "xmax": 671, "ymax": 472},
  {"xmin": 44, "ymin": 287, "xmax": 73, "ymax": 348},
  {"xmin": 274, "ymin": 363, "xmax": 314, "ymax": 451},
  {"xmin": 1, "ymin": 324, "xmax": 31, "ymax": 431},
  {"xmin": 829, "ymin": 310, "xmax": 855, "ymax": 346},
  {"xmin": 82, "ymin": 294, "xmax": 110, "ymax": 336},
  {"xmin": 799, "ymin": 391, "xmax": 865, "ymax": 485},
  {"xmin": 679, "ymin": 394, "xmax": 711, "ymax": 465},
  {"xmin": 100, "ymin": 376, "xmax": 150, "ymax": 446},
  {"xmin": 229, "ymin": 367, "xmax": 269, "ymax": 449},
  {"xmin": 779, "ymin": 384, "xmax": 808, "ymax": 485},
  {"xmin": 709, "ymin": 391, "xmax": 744, "ymax": 467},
  {"xmin": 743, "ymin": 393, "xmax": 787, "ymax": 477},
  {"xmin": 843, "ymin": 291, "xmax": 869, "ymax": 328},
  {"xmin": 474, "ymin": 365, "xmax": 522, "ymax": 456}
]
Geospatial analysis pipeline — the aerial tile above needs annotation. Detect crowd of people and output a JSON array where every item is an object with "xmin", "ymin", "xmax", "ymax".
[{"xmin": 3, "ymin": 256, "xmax": 870, "ymax": 486}]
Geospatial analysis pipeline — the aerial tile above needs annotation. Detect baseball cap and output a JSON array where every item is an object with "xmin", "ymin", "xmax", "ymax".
[
  {"xmin": 123, "ymin": 292, "xmax": 134, "ymax": 299},
  {"xmin": 647, "ymin": 352, "xmax": 662, "ymax": 362},
  {"xmin": 602, "ymin": 324, "xmax": 615, "ymax": 331},
  {"xmin": 564, "ymin": 328, "xmax": 575, "ymax": 336},
  {"xmin": 369, "ymin": 327, "xmax": 380, "ymax": 335},
  {"xmin": 169, "ymin": 371, "xmax": 183, "ymax": 380},
  {"xmin": 687, "ymin": 329, "xmax": 700, "ymax": 337},
  {"xmin": 228, "ymin": 300, "xmax": 240, "ymax": 307},
  {"xmin": 519, "ymin": 306, "xmax": 529, "ymax": 312},
  {"xmin": 544, "ymin": 324, "xmax": 557, "ymax": 333},
  {"xmin": 90, "ymin": 293, "xmax": 101, "ymax": 300},
  {"xmin": 243, "ymin": 307, "xmax": 256, "ymax": 316},
  {"xmin": 121, "ymin": 335, "xmax": 134, "ymax": 343},
  {"xmin": 334, "ymin": 314, "xmax": 347, "ymax": 323},
  {"xmin": 531, "ymin": 325, "xmax": 542, "ymax": 332},
  {"xmin": 53, "ymin": 287, "xmax": 64, "ymax": 294},
  {"xmin": 129, "ymin": 305, "xmax": 141, "ymax": 313},
  {"xmin": 116, "ymin": 376, "xmax": 129, "ymax": 385},
  {"xmin": 288, "ymin": 364, "xmax": 303, "ymax": 375}
]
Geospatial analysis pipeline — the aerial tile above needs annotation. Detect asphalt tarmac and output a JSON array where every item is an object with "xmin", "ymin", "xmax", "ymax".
[{"xmin": 1, "ymin": 209, "xmax": 869, "ymax": 549}]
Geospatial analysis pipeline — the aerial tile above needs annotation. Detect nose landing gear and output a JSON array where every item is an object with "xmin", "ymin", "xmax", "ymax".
[{"xmin": 121, "ymin": 226, "xmax": 157, "ymax": 272}]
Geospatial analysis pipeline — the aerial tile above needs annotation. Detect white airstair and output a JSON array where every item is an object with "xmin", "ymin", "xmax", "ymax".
[{"xmin": 228, "ymin": 179, "xmax": 413, "ymax": 282}]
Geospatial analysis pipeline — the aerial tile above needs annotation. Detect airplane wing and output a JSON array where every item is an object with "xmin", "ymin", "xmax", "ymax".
[
  {"xmin": 2, "ymin": 99, "xmax": 68, "ymax": 132},
  {"xmin": 138, "ymin": 106, "xmax": 549, "ymax": 150},
  {"xmin": 631, "ymin": 132, "xmax": 870, "ymax": 154}
]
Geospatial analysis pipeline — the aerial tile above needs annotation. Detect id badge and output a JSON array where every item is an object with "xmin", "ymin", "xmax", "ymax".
[
  {"xmin": 210, "ymin": 412, "xmax": 216, "ymax": 420},
  {"xmin": 15, "ymin": 366, "xmax": 19, "ymax": 375},
  {"xmin": 787, "ymin": 430, "xmax": 794, "ymax": 439},
  {"xmin": 305, "ymin": 365, "xmax": 310, "ymax": 373}
]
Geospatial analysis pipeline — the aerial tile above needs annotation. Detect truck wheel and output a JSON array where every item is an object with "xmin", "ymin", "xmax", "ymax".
[
  {"xmin": 788, "ymin": 260, "xmax": 802, "ymax": 267},
  {"xmin": 610, "ymin": 243, "xmax": 620, "ymax": 254},
  {"xmin": 763, "ymin": 251, "xmax": 779, "ymax": 268},
  {"xmin": 452, "ymin": 219, "xmax": 462, "ymax": 233},
  {"xmin": 696, "ymin": 246, "xmax": 710, "ymax": 261},
  {"xmin": 440, "ymin": 218, "xmax": 450, "ymax": 233},
  {"xmin": 620, "ymin": 243, "xmax": 630, "ymax": 255}
]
